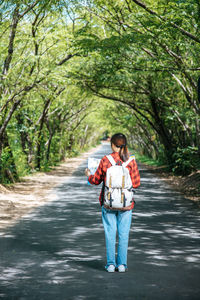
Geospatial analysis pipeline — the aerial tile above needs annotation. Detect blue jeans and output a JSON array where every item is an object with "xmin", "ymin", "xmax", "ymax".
[{"xmin": 102, "ymin": 206, "xmax": 132, "ymax": 269}]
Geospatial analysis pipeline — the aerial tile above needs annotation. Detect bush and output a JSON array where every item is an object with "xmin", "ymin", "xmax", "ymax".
[
  {"xmin": 0, "ymin": 147, "xmax": 18, "ymax": 183},
  {"xmin": 172, "ymin": 147, "xmax": 200, "ymax": 176}
]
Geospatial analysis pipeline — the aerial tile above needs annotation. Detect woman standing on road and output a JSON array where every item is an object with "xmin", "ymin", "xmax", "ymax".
[{"xmin": 85, "ymin": 133, "xmax": 140, "ymax": 272}]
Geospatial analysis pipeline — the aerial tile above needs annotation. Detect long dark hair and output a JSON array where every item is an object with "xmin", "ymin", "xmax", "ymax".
[{"xmin": 111, "ymin": 133, "xmax": 129, "ymax": 162}]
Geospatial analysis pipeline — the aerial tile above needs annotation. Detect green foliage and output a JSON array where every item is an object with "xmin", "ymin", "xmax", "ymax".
[
  {"xmin": 0, "ymin": 2, "xmax": 107, "ymax": 183},
  {"xmin": 171, "ymin": 147, "xmax": 200, "ymax": 175},
  {"xmin": 0, "ymin": 147, "xmax": 18, "ymax": 183},
  {"xmin": 0, "ymin": 0, "xmax": 200, "ymax": 184},
  {"xmin": 68, "ymin": 0, "xmax": 200, "ymax": 177},
  {"xmin": 134, "ymin": 152, "xmax": 165, "ymax": 167}
]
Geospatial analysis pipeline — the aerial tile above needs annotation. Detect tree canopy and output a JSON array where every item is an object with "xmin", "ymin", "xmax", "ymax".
[{"xmin": 0, "ymin": 0, "xmax": 199, "ymax": 183}]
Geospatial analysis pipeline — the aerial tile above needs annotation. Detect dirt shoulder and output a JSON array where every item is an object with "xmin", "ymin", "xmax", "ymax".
[
  {"xmin": 143, "ymin": 164, "xmax": 200, "ymax": 205},
  {"xmin": 0, "ymin": 145, "xmax": 102, "ymax": 232}
]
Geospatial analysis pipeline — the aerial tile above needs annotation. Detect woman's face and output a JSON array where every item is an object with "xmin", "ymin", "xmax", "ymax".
[{"xmin": 111, "ymin": 143, "xmax": 120, "ymax": 153}]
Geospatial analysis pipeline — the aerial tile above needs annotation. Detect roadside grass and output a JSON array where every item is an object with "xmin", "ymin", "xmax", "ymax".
[
  {"xmin": 133, "ymin": 152, "xmax": 165, "ymax": 167},
  {"xmin": 133, "ymin": 151, "xmax": 200, "ymax": 202}
]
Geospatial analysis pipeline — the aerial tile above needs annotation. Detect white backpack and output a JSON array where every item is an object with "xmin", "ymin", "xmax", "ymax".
[{"xmin": 104, "ymin": 155, "xmax": 135, "ymax": 209}]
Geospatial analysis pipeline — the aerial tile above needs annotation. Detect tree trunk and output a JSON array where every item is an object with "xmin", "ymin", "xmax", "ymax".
[
  {"xmin": 0, "ymin": 131, "xmax": 18, "ymax": 183},
  {"xmin": 133, "ymin": 113, "xmax": 160, "ymax": 157},
  {"xmin": 46, "ymin": 132, "xmax": 54, "ymax": 162},
  {"xmin": 2, "ymin": 6, "xmax": 20, "ymax": 75},
  {"xmin": 195, "ymin": 117, "xmax": 200, "ymax": 154},
  {"xmin": 36, "ymin": 99, "xmax": 51, "ymax": 169},
  {"xmin": 147, "ymin": 80, "xmax": 175, "ymax": 159},
  {"xmin": 15, "ymin": 113, "xmax": 34, "ymax": 168}
]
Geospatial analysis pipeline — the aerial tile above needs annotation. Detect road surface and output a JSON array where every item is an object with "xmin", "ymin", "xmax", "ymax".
[{"xmin": 0, "ymin": 143, "xmax": 200, "ymax": 300}]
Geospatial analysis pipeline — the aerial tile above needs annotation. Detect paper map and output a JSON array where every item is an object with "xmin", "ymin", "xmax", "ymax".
[{"xmin": 88, "ymin": 157, "xmax": 101, "ymax": 175}]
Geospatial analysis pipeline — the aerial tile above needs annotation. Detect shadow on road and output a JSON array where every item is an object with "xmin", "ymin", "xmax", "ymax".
[{"xmin": 0, "ymin": 144, "xmax": 200, "ymax": 300}]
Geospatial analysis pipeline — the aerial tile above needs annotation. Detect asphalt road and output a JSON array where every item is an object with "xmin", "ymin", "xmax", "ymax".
[{"xmin": 0, "ymin": 143, "xmax": 200, "ymax": 300}]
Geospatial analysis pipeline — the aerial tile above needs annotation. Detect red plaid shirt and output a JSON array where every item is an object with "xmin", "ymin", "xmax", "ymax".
[{"xmin": 88, "ymin": 152, "xmax": 140, "ymax": 209}]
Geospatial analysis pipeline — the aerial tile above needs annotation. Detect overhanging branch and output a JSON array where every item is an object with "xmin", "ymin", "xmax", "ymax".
[{"xmin": 131, "ymin": 0, "xmax": 200, "ymax": 44}]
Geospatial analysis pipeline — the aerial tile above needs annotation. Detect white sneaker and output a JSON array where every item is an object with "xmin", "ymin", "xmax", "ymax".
[
  {"xmin": 118, "ymin": 265, "xmax": 126, "ymax": 272},
  {"xmin": 107, "ymin": 265, "xmax": 115, "ymax": 272}
]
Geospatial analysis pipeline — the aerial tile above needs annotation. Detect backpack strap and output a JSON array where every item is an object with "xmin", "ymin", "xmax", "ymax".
[
  {"xmin": 121, "ymin": 175, "xmax": 125, "ymax": 205},
  {"xmin": 100, "ymin": 181, "xmax": 105, "ymax": 206},
  {"xmin": 121, "ymin": 156, "xmax": 135, "ymax": 207},
  {"xmin": 122, "ymin": 155, "xmax": 135, "ymax": 167},
  {"xmin": 106, "ymin": 155, "xmax": 116, "ymax": 166}
]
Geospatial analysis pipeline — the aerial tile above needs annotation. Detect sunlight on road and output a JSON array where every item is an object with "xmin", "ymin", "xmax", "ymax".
[{"xmin": 0, "ymin": 144, "xmax": 200, "ymax": 299}]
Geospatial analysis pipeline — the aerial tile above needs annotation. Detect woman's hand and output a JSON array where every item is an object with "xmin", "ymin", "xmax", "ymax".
[{"xmin": 85, "ymin": 168, "xmax": 91, "ymax": 177}]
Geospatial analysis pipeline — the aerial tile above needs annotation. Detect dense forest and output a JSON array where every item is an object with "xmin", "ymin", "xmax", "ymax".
[{"xmin": 0, "ymin": 0, "xmax": 200, "ymax": 184}]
